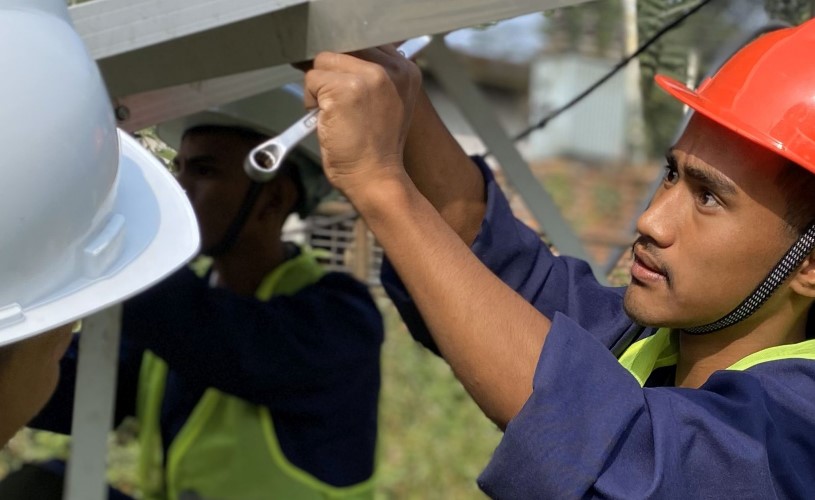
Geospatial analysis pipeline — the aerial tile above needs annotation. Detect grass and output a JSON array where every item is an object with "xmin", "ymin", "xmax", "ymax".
[{"xmin": 374, "ymin": 296, "xmax": 502, "ymax": 499}]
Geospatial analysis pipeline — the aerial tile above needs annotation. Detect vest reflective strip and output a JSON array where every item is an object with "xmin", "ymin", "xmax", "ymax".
[
  {"xmin": 616, "ymin": 328, "xmax": 676, "ymax": 386},
  {"xmin": 617, "ymin": 328, "xmax": 815, "ymax": 386},
  {"xmin": 164, "ymin": 388, "xmax": 221, "ymax": 500},
  {"xmin": 258, "ymin": 407, "xmax": 377, "ymax": 498},
  {"xmin": 137, "ymin": 248, "xmax": 375, "ymax": 499},
  {"xmin": 137, "ymin": 351, "xmax": 170, "ymax": 499},
  {"xmin": 727, "ymin": 339, "xmax": 815, "ymax": 371}
]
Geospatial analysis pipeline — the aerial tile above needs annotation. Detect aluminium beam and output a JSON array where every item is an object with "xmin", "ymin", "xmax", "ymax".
[
  {"xmin": 70, "ymin": 0, "xmax": 590, "ymax": 99},
  {"xmin": 64, "ymin": 305, "xmax": 123, "ymax": 500},
  {"xmin": 423, "ymin": 37, "xmax": 600, "ymax": 278},
  {"xmin": 114, "ymin": 64, "xmax": 301, "ymax": 132}
]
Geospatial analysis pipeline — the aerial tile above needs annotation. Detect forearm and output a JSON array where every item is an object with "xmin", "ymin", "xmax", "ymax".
[
  {"xmin": 125, "ymin": 270, "xmax": 382, "ymax": 410},
  {"xmin": 354, "ymin": 173, "xmax": 550, "ymax": 427},
  {"xmin": 403, "ymin": 91, "xmax": 486, "ymax": 245}
]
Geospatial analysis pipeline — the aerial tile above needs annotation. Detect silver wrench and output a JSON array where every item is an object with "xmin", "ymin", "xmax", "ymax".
[{"xmin": 244, "ymin": 35, "xmax": 433, "ymax": 182}]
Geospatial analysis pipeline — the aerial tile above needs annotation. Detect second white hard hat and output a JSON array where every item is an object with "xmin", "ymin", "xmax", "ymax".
[{"xmin": 0, "ymin": 0, "xmax": 199, "ymax": 347}]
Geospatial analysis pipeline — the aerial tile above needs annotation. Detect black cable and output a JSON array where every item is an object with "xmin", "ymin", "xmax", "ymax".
[{"xmin": 505, "ymin": 0, "xmax": 715, "ymax": 150}]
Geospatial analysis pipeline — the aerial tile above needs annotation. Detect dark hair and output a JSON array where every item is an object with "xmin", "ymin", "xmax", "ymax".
[
  {"xmin": 775, "ymin": 161, "xmax": 815, "ymax": 235},
  {"xmin": 0, "ymin": 343, "xmax": 15, "ymax": 372},
  {"xmin": 183, "ymin": 125, "xmax": 305, "ymax": 215}
]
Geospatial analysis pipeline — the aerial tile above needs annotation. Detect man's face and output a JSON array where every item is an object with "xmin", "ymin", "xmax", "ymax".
[
  {"xmin": 0, "ymin": 324, "xmax": 73, "ymax": 446},
  {"xmin": 623, "ymin": 114, "xmax": 797, "ymax": 329},
  {"xmin": 173, "ymin": 130, "xmax": 259, "ymax": 252}
]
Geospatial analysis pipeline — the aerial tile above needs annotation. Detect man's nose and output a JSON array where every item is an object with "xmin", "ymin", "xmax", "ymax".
[{"xmin": 635, "ymin": 187, "xmax": 679, "ymax": 248}]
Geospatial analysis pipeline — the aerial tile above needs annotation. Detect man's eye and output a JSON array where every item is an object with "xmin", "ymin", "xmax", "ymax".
[
  {"xmin": 698, "ymin": 191, "xmax": 719, "ymax": 208},
  {"xmin": 662, "ymin": 165, "xmax": 679, "ymax": 184},
  {"xmin": 194, "ymin": 165, "xmax": 213, "ymax": 176}
]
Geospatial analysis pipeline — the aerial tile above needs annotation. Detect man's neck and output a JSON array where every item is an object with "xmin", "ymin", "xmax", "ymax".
[
  {"xmin": 211, "ymin": 238, "xmax": 288, "ymax": 296},
  {"xmin": 675, "ymin": 303, "xmax": 808, "ymax": 388}
]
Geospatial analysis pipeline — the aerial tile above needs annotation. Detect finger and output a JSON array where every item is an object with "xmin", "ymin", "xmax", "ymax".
[
  {"xmin": 344, "ymin": 47, "xmax": 404, "ymax": 68},
  {"xmin": 378, "ymin": 44, "xmax": 401, "ymax": 57},
  {"xmin": 302, "ymin": 68, "xmax": 357, "ymax": 111},
  {"xmin": 291, "ymin": 60, "xmax": 313, "ymax": 73},
  {"xmin": 313, "ymin": 51, "xmax": 407, "ymax": 87},
  {"xmin": 312, "ymin": 51, "xmax": 381, "ymax": 73},
  {"xmin": 345, "ymin": 47, "xmax": 419, "ymax": 85}
]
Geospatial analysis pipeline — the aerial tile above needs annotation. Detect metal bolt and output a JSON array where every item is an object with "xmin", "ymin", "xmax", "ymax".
[{"xmin": 115, "ymin": 105, "xmax": 130, "ymax": 122}]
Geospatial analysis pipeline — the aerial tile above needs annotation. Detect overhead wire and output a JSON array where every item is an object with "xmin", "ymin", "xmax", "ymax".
[{"xmin": 494, "ymin": 0, "xmax": 716, "ymax": 156}]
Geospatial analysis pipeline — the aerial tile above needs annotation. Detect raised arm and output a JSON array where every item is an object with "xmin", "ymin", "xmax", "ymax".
[
  {"xmin": 122, "ymin": 268, "xmax": 383, "ymax": 415},
  {"xmin": 305, "ymin": 47, "xmax": 553, "ymax": 426},
  {"xmin": 402, "ymin": 90, "xmax": 486, "ymax": 245}
]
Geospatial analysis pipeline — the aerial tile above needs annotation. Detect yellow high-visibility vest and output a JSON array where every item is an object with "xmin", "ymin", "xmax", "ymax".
[
  {"xmin": 137, "ymin": 249, "xmax": 375, "ymax": 500},
  {"xmin": 618, "ymin": 327, "xmax": 815, "ymax": 386}
]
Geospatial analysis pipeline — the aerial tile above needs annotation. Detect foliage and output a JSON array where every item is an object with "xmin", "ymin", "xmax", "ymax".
[
  {"xmin": 545, "ymin": 1, "xmax": 625, "ymax": 56},
  {"xmin": 638, "ymin": 0, "xmax": 763, "ymax": 156},
  {"xmin": 545, "ymin": 0, "xmax": 813, "ymax": 157},
  {"xmin": 374, "ymin": 296, "xmax": 502, "ymax": 499},
  {"xmin": 764, "ymin": 0, "xmax": 813, "ymax": 24},
  {"xmin": 137, "ymin": 127, "xmax": 177, "ymax": 167}
]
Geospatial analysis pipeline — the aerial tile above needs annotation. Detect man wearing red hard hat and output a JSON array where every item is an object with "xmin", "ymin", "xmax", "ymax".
[{"xmin": 300, "ymin": 17, "xmax": 815, "ymax": 499}]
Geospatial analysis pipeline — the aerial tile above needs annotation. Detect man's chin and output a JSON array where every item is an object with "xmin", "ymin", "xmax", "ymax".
[{"xmin": 623, "ymin": 289, "xmax": 665, "ymax": 328}]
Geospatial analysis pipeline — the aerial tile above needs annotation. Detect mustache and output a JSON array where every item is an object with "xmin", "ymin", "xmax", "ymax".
[{"xmin": 631, "ymin": 236, "xmax": 671, "ymax": 282}]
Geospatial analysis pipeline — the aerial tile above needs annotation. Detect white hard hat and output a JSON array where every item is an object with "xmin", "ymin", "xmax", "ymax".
[
  {"xmin": 0, "ymin": 0, "xmax": 199, "ymax": 347},
  {"xmin": 157, "ymin": 84, "xmax": 332, "ymax": 217}
]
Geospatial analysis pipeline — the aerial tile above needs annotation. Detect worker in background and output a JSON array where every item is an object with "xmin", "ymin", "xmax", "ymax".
[
  {"xmin": 0, "ymin": 0, "xmax": 197, "ymax": 453},
  {"xmin": 16, "ymin": 84, "xmax": 385, "ymax": 500},
  {"xmin": 301, "ymin": 19, "xmax": 815, "ymax": 498}
]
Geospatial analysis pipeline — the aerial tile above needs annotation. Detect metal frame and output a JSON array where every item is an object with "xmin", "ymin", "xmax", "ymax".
[
  {"xmin": 70, "ymin": 0, "xmax": 589, "ymax": 99},
  {"xmin": 424, "ymin": 38, "xmax": 597, "ymax": 271},
  {"xmin": 64, "ymin": 305, "xmax": 122, "ymax": 500},
  {"xmin": 115, "ymin": 65, "xmax": 301, "ymax": 132}
]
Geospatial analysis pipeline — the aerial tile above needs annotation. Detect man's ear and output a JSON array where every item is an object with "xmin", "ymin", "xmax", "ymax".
[
  {"xmin": 258, "ymin": 177, "xmax": 298, "ymax": 221},
  {"xmin": 790, "ymin": 253, "xmax": 815, "ymax": 298}
]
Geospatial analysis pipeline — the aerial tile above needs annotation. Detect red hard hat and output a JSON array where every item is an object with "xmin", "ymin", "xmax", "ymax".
[{"xmin": 656, "ymin": 18, "xmax": 815, "ymax": 175}]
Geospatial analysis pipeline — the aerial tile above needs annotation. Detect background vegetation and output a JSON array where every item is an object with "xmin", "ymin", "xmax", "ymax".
[{"xmin": 547, "ymin": 0, "xmax": 815, "ymax": 157}]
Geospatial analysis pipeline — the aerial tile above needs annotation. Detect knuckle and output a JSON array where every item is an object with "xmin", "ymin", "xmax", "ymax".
[
  {"xmin": 348, "ymin": 76, "xmax": 367, "ymax": 94},
  {"xmin": 313, "ymin": 51, "xmax": 333, "ymax": 68},
  {"xmin": 369, "ymin": 66, "xmax": 389, "ymax": 87}
]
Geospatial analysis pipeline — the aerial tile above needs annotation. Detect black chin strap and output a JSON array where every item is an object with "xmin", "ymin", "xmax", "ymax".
[
  {"xmin": 203, "ymin": 182, "xmax": 264, "ymax": 257},
  {"xmin": 684, "ymin": 222, "xmax": 815, "ymax": 335}
]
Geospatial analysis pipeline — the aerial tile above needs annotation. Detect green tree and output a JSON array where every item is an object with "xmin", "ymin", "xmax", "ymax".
[
  {"xmin": 637, "ymin": 0, "xmax": 754, "ymax": 156},
  {"xmin": 547, "ymin": 0, "xmax": 812, "ymax": 157},
  {"xmin": 545, "ymin": 1, "xmax": 625, "ymax": 56},
  {"xmin": 764, "ymin": 0, "xmax": 813, "ymax": 24},
  {"xmin": 636, "ymin": 0, "xmax": 815, "ymax": 155}
]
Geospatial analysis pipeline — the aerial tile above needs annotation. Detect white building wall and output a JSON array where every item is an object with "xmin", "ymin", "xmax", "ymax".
[{"xmin": 528, "ymin": 55, "xmax": 627, "ymax": 162}]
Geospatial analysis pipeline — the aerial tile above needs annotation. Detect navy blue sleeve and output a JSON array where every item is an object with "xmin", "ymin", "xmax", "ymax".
[
  {"xmin": 123, "ymin": 268, "xmax": 383, "ymax": 413},
  {"xmin": 478, "ymin": 313, "xmax": 815, "ymax": 499},
  {"xmin": 30, "ymin": 331, "xmax": 143, "ymax": 433},
  {"xmin": 382, "ymin": 157, "xmax": 641, "ymax": 354}
]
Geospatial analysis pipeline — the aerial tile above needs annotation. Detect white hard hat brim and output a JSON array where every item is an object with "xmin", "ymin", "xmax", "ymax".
[{"xmin": 0, "ymin": 131, "xmax": 200, "ymax": 347}]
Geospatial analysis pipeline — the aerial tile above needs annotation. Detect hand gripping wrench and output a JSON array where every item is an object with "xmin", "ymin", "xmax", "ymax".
[{"xmin": 244, "ymin": 35, "xmax": 433, "ymax": 182}]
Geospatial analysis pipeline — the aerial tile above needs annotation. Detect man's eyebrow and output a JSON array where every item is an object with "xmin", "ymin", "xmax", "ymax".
[
  {"xmin": 180, "ymin": 154, "xmax": 218, "ymax": 164},
  {"xmin": 667, "ymin": 147, "xmax": 738, "ymax": 196},
  {"xmin": 664, "ymin": 149, "xmax": 677, "ymax": 167}
]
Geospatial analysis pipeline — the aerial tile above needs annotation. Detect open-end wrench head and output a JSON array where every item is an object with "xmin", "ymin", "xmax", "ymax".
[{"xmin": 245, "ymin": 141, "xmax": 288, "ymax": 182}]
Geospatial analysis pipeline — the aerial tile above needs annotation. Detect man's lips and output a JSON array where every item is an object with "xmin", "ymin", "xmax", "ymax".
[{"xmin": 631, "ymin": 247, "xmax": 668, "ymax": 283}]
